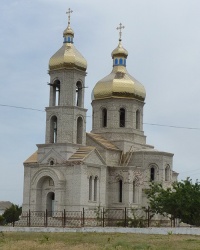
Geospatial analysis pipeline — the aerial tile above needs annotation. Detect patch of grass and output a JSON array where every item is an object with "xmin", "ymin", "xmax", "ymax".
[{"xmin": 0, "ymin": 232, "xmax": 200, "ymax": 250}]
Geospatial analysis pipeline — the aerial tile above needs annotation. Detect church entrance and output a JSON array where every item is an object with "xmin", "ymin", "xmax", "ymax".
[
  {"xmin": 46, "ymin": 192, "xmax": 55, "ymax": 216},
  {"xmin": 35, "ymin": 176, "xmax": 55, "ymax": 211}
]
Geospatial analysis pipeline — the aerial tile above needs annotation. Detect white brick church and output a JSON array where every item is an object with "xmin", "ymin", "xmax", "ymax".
[{"xmin": 22, "ymin": 11, "xmax": 178, "ymax": 213}]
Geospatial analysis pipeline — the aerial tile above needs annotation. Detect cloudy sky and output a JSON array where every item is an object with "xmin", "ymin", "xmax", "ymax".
[{"xmin": 1, "ymin": 0, "xmax": 200, "ymax": 205}]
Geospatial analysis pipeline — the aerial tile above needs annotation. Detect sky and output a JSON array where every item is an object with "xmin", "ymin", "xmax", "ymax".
[{"xmin": 1, "ymin": 0, "xmax": 200, "ymax": 205}]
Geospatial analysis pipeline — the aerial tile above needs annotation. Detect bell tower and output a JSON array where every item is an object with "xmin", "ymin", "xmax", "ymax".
[
  {"xmin": 45, "ymin": 9, "xmax": 87, "ymax": 145},
  {"xmin": 91, "ymin": 24, "xmax": 146, "ymax": 146}
]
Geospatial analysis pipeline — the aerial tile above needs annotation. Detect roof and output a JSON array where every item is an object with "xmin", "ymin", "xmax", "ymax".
[
  {"xmin": 87, "ymin": 133, "xmax": 120, "ymax": 151},
  {"xmin": 68, "ymin": 146, "xmax": 95, "ymax": 161},
  {"xmin": 24, "ymin": 151, "xmax": 38, "ymax": 163}
]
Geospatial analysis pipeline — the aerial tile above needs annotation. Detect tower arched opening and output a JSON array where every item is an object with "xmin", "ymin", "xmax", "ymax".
[
  {"xmin": 102, "ymin": 108, "xmax": 107, "ymax": 127},
  {"xmin": 76, "ymin": 81, "xmax": 83, "ymax": 107},
  {"xmin": 77, "ymin": 116, "xmax": 83, "ymax": 144},
  {"xmin": 136, "ymin": 110, "xmax": 140, "ymax": 129},
  {"xmin": 119, "ymin": 108, "xmax": 125, "ymax": 127},
  {"xmin": 50, "ymin": 116, "xmax": 57, "ymax": 143},
  {"xmin": 52, "ymin": 80, "xmax": 60, "ymax": 106}
]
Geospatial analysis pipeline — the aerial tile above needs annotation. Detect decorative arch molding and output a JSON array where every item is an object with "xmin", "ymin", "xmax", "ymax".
[
  {"xmin": 47, "ymin": 113, "xmax": 61, "ymax": 122},
  {"xmin": 31, "ymin": 168, "xmax": 65, "ymax": 189},
  {"xmin": 75, "ymin": 114, "xmax": 85, "ymax": 122},
  {"xmin": 52, "ymin": 77, "xmax": 61, "ymax": 84},
  {"xmin": 87, "ymin": 174, "xmax": 99, "ymax": 180}
]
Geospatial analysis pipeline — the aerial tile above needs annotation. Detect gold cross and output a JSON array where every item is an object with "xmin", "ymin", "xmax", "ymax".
[
  {"xmin": 117, "ymin": 23, "xmax": 125, "ymax": 41},
  {"xmin": 66, "ymin": 8, "xmax": 73, "ymax": 25}
]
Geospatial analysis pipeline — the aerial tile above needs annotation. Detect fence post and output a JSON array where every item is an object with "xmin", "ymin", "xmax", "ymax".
[
  {"xmin": 103, "ymin": 208, "xmax": 105, "ymax": 227},
  {"xmin": 45, "ymin": 209, "xmax": 48, "ymax": 227},
  {"xmin": 63, "ymin": 209, "xmax": 66, "ymax": 228},
  {"xmin": 28, "ymin": 209, "xmax": 31, "ymax": 227},
  {"xmin": 124, "ymin": 207, "xmax": 127, "ymax": 227},
  {"xmin": 82, "ymin": 207, "xmax": 85, "ymax": 227}
]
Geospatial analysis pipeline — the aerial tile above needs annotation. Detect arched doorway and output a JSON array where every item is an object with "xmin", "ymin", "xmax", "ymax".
[{"xmin": 35, "ymin": 176, "xmax": 55, "ymax": 211}]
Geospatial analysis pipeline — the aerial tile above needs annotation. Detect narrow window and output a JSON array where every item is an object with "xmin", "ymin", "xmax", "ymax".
[
  {"xmin": 119, "ymin": 180, "xmax": 123, "ymax": 202},
  {"xmin": 119, "ymin": 58, "xmax": 123, "ymax": 65},
  {"xmin": 52, "ymin": 80, "xmax": 60, "ymax": 106},
  {"xmin": 150, "ymin": 167, "xmax": 155, "ymax": 181},
  {"xmin": 119, "ymin": 108, "xmax": 125, "ymax": 127},
  {"xmin": 165, "ymin": 166, "xmax": 170, "ymax": 181},
  {"xmin": 102, "ymin": 108, "xmax": 107, "ymax": 127},
  {"xmin": 94, "ymin": 177, "xmax": 98, "ymax": 201},
  {"xmin": 50, "ymin": 116, "xmax": 57, "ymax": 143},
  {"xmin": 114, "ymin": 58, "xmax": 118, "ymax": 65},
  {"xmin": 76, "ymin": 81, "xmax": 83, "ymax": 107},
  {"xmin": 77, "ymin": 117, "xmax": 83, "ymax": 144},
  {"xmin": 136, "ymin": 110, "xmax": 140, "ymax": 129},
  {"xmin": 89, "ymin": 176, "xmax": 92, "ymax": 201},
  {"xmin": 133, "ymin": 181, "xmax": 136, "ymax": 203}
]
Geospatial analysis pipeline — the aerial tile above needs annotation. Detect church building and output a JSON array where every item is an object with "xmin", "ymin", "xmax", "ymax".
[{"xmin": 22, "ymin": 10, "xmax": 178, "ymax": 213}]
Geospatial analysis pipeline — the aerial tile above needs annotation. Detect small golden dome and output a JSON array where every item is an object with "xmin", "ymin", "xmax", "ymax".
[
  {"xmin": 92, "ymin": 66, "xmax": 146, "ymax": 101},
  {"xmin": 49, "ymin": 24, "xmax": 87, "ymax": 71},
  {"xmin": 111, "ymin": 41, "xmax": 128, "ymax": 58},
  {"xmin": 63, "ymin": 25, "xmax": 74, "ymax": 37}
]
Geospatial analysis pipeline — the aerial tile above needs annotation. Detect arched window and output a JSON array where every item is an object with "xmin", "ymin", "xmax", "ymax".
[
  {"xmin": 94, "ymin": 177, "xmax": 98, "ymax": 201},
  {"xmin": 114, "ymin": 58, "xmax": 118, "ymax": 65},
  {"xmin": 150, "ymin": 167, "xmax": 155, "ymax": 181},
  {"xmin": 119, "ymin": 58, "xmax": 123, "ymax": 65},
  {"xmin": 102, "ymin": 108, "xmax": 107, "ymax": 127},
  {"xmin": 50, "ymin": 116, "xmax": 57, "ymax": 143},
  {"xmin": 119, "ymin": 108, "xmax": 125, "ymax": 127},
  {"xmin": 76, "ymin": 81, "xmax": 83, "ymax": 107},
  {"xmin": 119, "ymin": 180, "xmax": 123, "ymax": 202},
  {"xmin": 77, "ymin": 117, "xmax": 83, "ymax": 144},
  {"xmin": 133, "ymin": 181, "xmax": 136, "ymax": 203},
  {"xmin": 89, "ymin": 176, "xmax": 92, "ymax": 201},
  {"xmin": 165, "ymin": 166, "xmax": 170, "ymax": 181},
  {"xmin": 136, "ymin": 110, "xmax": 140, "ymax": 129},
  {"xmin": 52, "ymin": 80, "xmax": 60, "ymax": 106}
]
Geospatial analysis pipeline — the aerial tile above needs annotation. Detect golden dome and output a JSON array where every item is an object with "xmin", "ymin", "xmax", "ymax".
[
  {"xmin": 49, "ymin": 23, "xmax": 87, "ymax": 71},
  {"xmin": 92, "ymin": 39, "xmax": 146, "ymax": 101},
  {"xmin": 111, "ymin": 41, "xmax": 128, "ymax": 58},
  {"xmin": 49, "ymin": 43, "xmax": 87, "ymax": 71},
  {"xmin": 63, "ymin": 25, "xmax": 74, "ymax": 37},
  {"xmin": 92, "ymin": 66, "xmax": 146, "ymax": 101}
]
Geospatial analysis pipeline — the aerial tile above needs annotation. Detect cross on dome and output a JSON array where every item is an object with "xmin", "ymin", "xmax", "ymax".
[
  {"xmin": 117, "ymin": 23, "xmax": 125, "ymax": 41},
  {"xmin": 66, "ymin": 8, "xmax": 73, "ymax": 25}
]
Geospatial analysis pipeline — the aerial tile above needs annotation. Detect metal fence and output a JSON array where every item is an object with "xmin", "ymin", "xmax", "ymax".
[{"xmin": 15, "ymin": 207, "xmax": 173, "ymax": 228}]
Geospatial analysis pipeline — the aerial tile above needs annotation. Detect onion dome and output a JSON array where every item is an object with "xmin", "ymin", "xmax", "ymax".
[
  {"xmin": 92, "ymin": 24, "xmax": 146, "ymax": 101},
  {"xmin": 49, "ymin": 9, "xmax": 87, "ymax": 71}
]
